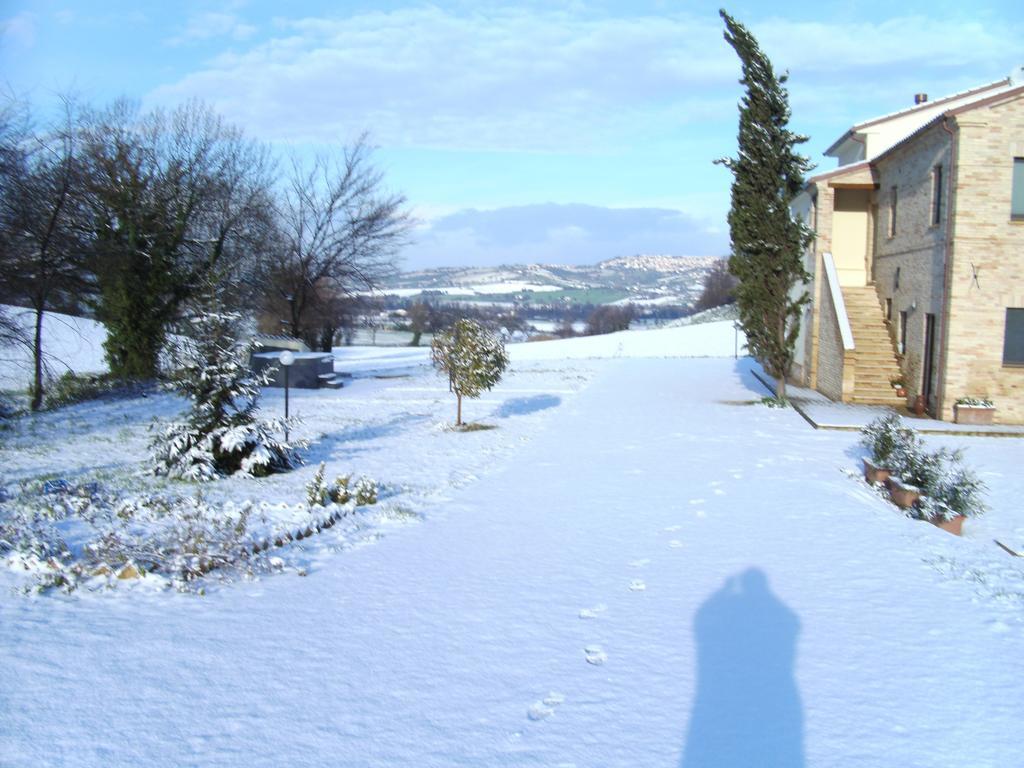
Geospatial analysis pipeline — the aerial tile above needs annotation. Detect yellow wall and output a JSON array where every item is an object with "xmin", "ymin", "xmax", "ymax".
[{"xmin": 832, "ymin": 189, "xmax": 870, "ymax": 286}]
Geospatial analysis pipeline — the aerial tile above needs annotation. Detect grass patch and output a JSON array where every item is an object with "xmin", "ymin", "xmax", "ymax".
[{"xmin": 447, "ymin": 422, "xmax": 497, "ymax": 433}]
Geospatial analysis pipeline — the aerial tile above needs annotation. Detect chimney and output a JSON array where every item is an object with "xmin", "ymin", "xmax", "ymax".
[{"xmin": 914, "ymin": 93, "xmax": 928, "ymax": 105}]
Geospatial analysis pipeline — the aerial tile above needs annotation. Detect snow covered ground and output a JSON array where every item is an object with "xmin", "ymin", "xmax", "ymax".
[{"xmin": 2, "ymin": 320, "xmax": 1023, "ymax": 767}]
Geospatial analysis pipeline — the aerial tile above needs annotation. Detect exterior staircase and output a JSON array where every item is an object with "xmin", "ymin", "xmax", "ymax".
[{"xmin": 840, "ymin": 286, "xmax": 905, "ymax": 406}]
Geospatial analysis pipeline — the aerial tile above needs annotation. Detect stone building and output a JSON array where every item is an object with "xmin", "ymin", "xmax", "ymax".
[{"xmin": 791, "ymin": 68, "xmax": 1024, "ymax": 423}]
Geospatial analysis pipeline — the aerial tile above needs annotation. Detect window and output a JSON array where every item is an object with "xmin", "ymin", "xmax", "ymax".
[
  {"xmin": 885, "ymin": 298, "xmax": 892, "ymax": 321},
  {"xmin": 1013, "ymin": 158, "xmax": 1024, "ymax": 221},
  {"xmin": 1004, "ymin": 308, "xmax": 1024, "ymax": 365},
  {"xmin": 888, "ymin": 186, "xmax": 898, "ymax": 236},
  {"xmin": 932, "ymin": 165, "xmax": 943, "ymax": 225},
  {"xmin": 899, "ymin": 310, "xmax": 908, "ymax": 354}
]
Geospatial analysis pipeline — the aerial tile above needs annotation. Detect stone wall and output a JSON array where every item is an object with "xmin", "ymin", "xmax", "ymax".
[
  {"xmin": 872, "ymin": 120, "xmax": 953, "ymax": 414},
  {"xmin": 816, "ymin": 277, "xmax": 845, "ymax": 401}
]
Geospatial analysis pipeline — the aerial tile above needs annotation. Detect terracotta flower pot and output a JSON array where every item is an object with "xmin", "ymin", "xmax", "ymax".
[
  {"xmin": 931, "ymin": 514, "xmax": 965, "ymax": 536},
  {"xmin": 863, "ymin": 458, "xmax": 892, "ymax": 486},
  {"xmin": 888, "ymin": 477, "xmax": 920, "ymax": 509},
  {"xmin": 912, "ymin": 395, "xmax": 926, "ymax": 416},
  {"xmin": 895, "ymin": 386, "xmax": 907, "ymax": 398}
]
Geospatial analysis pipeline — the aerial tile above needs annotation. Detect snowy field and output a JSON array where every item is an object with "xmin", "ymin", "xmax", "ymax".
[
  {"xmin": 2, "ymin": 319, "xmax": 1024, "ymax": 766},
  {"xmin": 0, "ymin": 306, "xmax": 108, "ymax": 389}
]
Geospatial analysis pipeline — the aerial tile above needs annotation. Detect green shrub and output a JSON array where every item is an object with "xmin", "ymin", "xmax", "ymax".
[
  {"xmin": 38, "ymin": 372, "xmax": 135, "ymax": 410},
  {"xmin": 305, "ymin": 463, "xmax": 377, "ymax": 507}
]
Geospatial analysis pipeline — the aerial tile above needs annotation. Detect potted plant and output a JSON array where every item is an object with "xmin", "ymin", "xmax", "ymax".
[
  {"xmin": 894, "ymin": 444, "xmax": 987, "ymax": 536},
  {"xmin": 858, "ymin": 416, "xmax": 987, "ymax": 535},
  {"xmin": 889, "ymin": 375, "xmax": 907, "ymax": 398},
  {"xmin": 888, "ymin": 476, "xmax": 921, "ymax": 509},
  {"xmin": 914, "ymin": 453, "xmax": 987, "ymax": 535},
  {"xmin": 859, "ymin": 414, "xmax": 917, "ymax": 486},
  {"xmin": 953, "ymin": 397, "xmax": 995, "ymax": 425}
]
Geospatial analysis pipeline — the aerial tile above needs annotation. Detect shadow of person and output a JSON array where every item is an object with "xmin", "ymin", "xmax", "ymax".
[{"xmin": 681, "ymin": 568, "xmax": 804, "ymax": 767}]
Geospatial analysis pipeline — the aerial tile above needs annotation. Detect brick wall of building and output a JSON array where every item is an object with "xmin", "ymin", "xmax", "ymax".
[{"xmin": 942, "ymin": 97, "xmax": 1024, "ymax": 423}]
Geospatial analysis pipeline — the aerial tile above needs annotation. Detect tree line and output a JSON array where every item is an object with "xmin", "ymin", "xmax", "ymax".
[{"xmin": 0, "ymin": 95, "xmax": 410, "ymax": 409}]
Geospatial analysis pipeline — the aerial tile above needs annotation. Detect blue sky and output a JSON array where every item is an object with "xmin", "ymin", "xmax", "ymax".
[{"xmin": 2, "ymin": 1, "xmax": 1022, "ymax": 270}]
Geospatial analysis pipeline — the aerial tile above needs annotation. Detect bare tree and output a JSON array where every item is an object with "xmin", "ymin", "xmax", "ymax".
[
  {"xmin": 0, "ymin": 95, "xmax": 90, "ymax": 409},
  {"xmin": 585, "ymin": 305, "xmax": 634, "ymax": 336},
  {"xmin": 78, "ymin": 99, "xmax": 276, "ymax": 379},
  {"xmin": 266, "ymin": 136, "xmax": 411, "ymax": 342},
  {"xmin": 695, "ymin": 259, "xmax": 739, "ymax": 311},
  {"xmin": 406, "ymin": 300, "xmax": 432, "ymax": 346}
]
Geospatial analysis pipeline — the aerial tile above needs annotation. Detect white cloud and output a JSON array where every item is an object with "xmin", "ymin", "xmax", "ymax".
[
  {"xmin": 167, "ymin": 11, "xmax": 257, "ymax": 46},
  {"xmin": 144, "ymin": 7, "xmax": 1022, "ymax": 154},
  {"xmin": 0, "ymin": 12, "xmax": 36, "ymax": 50}
]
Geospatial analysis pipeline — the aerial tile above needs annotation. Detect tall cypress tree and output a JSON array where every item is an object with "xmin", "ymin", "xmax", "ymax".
[{"xmin": 716, "ymin": 10, "xmax": 813, "ymax": 400}]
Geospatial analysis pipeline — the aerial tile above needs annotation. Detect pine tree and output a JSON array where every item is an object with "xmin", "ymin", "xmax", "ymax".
[
  {"xmin": 716, "ymin": 10, "xmax": 813, "ymax": 400},
  {"xmin": 431, "ymin": 319, "xmax": 509, "ymax": 427},
  {"xmin": 152, "ymin": 308, "xmax": 298, "ymax": 480}
]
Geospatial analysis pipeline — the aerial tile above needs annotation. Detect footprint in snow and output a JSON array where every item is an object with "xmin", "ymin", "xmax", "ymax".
[
  {"xmin": 663, "ymin": 525, "xmax": 682, "ymax": 532},
  {"xmin": 527, "ymin": 692, "xmax": 566, "ymax": 721},
  {"xmin": 713, "ymin": 489, "xmax": 726, "ymax": 496},
  {"xmin": 584, "ymin": 646, "xmax": 608, "ymax": 665},
  {"xmin": 689, "ymin": 498, "xmax": 705, "ymax": 505},
  {"xmin": 668, "ymin": 540, "xmax": 684, "ymax": 549},
  {"xmin": 579, "ymin": 604, "xmax": 607, "ymax": 619},
  {"xmin": 629, "ymin": 579, "xmax": 647, "ymax": 592},
  {"xmin": 629, "ymin": 558, "xmax": 651, "ymax": 567}
]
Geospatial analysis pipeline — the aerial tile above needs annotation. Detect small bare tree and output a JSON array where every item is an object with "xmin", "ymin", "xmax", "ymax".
[
  {"xmin": 0, "ymin": 95, "xmax": 90, "ymax": 409},
  {"xmin": 695, "ymin": 259, "xmax": 739, "ymax": 311},
  {"xmin": 266, "ymin": 136, "xmax": 411, "ymax": 342}
]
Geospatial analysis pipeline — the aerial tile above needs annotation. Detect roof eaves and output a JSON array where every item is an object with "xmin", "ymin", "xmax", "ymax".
[
  {"xmin": 871, "ymin": 84, "xmax": 1024, "ymax": 166},
  {"xmin": 821, "ymin": 77, "xmax": 1012, "ymax": 159},
  {"xmin": 852, "ymin": 78, "xmax": 1010, "ymax": 131},
  {"xmin": 823, "ymin": 130, "xmax": 856, "ymax": 158},
  {"xmin": 805, "ymin": 160, "xmax": 872, "ymax": 187}
]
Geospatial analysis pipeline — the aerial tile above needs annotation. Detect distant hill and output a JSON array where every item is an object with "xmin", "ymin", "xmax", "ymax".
[{"xmin": 380, "ymin": 255, "xmax": 722, "ymax": 308}]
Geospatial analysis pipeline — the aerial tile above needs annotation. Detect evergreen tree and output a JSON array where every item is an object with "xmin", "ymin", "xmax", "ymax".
[
  {"xmin": 716, "ymin": 10, "xmax": 813, "ymax": 400},
  {"xmin": 152, "ymin": 307, "xmax": 298, "ymax": 480},
  {"xmin": 431, "ymin": 319, "xmax": 508, "ymax": 427}
]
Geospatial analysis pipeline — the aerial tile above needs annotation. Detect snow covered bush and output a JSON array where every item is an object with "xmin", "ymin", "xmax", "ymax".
[
  {"xmin": 859, "ymin": 415, "xmax": 987, "ymax": 520},
  {"xmin": 954, "ymin": 396, "xmax": 994, "ymax": 408},
  {"xmin": 306, "ymin": 462, "xmax": 378, "ymax": 507},
  {"xmin": 860, "ymin": 414, "xmax": 920, "ymax": 471},
  {"xmin": 1, "ymin": 480, "xmax": 269, "ymax": 593},
  {"xmin": 431, "ymin": 318, "xmax": 509, "ymax": 426},
  {"xmin": 152, "ymin": 310, "xmax": 299, "ymax": 481}
]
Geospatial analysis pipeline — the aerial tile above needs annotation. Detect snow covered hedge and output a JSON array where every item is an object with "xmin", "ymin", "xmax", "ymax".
[{"xmin": 0, "ymin": 469, "xmax": 380, "ymax": 595}]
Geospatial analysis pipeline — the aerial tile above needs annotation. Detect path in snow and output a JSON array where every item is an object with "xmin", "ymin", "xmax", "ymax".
[{"xmin": 1, "ymin": 358, "xmax": 1022, "ymax": 767}]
